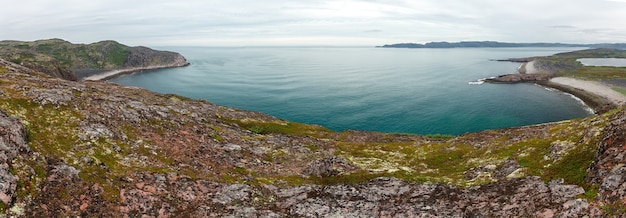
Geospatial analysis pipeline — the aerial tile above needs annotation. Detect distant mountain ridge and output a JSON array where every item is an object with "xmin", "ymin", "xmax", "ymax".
[
  {"xmin": 379, "ymin": 41, "xmax": 626, "ymax": 49},
  {"xmin": 0, "ymin": 39, "xmax": 189, "ymax": 80}
]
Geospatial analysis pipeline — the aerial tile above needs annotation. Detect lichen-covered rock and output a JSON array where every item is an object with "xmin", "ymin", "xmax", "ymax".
[
  {"xmin": 24, "ymin": 88, "xmax": 72, "ymax": 106},
  {"xmin": 301, "ymin": 156, "xmax": 357, "ymax": 177},
  {"xmin": 0, "ymin": 110, "xmax": 29, "ymax": 206},
  {"xmin": 587, "ymin": 109, "xmax": 626, "ymax": 204},
  {"xmin": 0, "ymin": 168, "xmax": 17, "ymax": 205}
]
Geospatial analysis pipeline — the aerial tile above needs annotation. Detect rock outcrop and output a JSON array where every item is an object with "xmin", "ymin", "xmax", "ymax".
[
  {"xmin": 485, "ymin": 73, "xmax": 551, "ymax": 83},
  {"xmin": 0, "ymin": 57, "xmax": 625, "ymax": 216}
]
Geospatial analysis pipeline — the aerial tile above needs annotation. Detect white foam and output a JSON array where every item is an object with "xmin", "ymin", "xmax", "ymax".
[
  {"xmin": 544, "ymin": 87, "xmax": 558, "ymax": 92},
  {"xmin": 564, "ymin": 92, "xmax": 595, "ymax": 114},
  {"xmin": 468, "ymin": 78, "xmax": 486, "ymax": 85}
]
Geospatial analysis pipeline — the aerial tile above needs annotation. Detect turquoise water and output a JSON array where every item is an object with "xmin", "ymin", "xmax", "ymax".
[{"xmin": 111, "ymin": 47, "xmax": 592, "ymax": 135}]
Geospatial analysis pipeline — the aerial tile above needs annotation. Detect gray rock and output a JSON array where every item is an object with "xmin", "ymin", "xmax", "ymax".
[
  {"xmin": 494, "ymin": 158, "xmax": 521, "ymax": 178},
  {"xmin": 215, "ymin": 184, "xmax": 252, "ymax": 204},
  {"xmin": 47, "ymin": 164, "xmax": 80, "ymax": 182},
  {"xmin": 0, "ymin": 167, "xmax": 17, "ymax": 205},
  {"xmin": 546, "ymin": 140, "xmax": 576, "ymax": 161},
  {"xmin": 24, "ymin": 88, "xmax": 72, "ymax": 106},
  {"xmin": 79, "ymin": 123, "xmax": 114, "ymax": 140},
  {"xmin": 0, "ymin": 110, "xmax": 29, "ymax": 206},
  {"xmin": 301, "ymin": 156, "xmax": 357, "ymax": 177},
  {"xmin": 549, "ymin": 179, "xmax": 585, "ymax": 203}
]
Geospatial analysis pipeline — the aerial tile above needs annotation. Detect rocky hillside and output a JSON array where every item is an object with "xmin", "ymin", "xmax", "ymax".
[
  {"xmin": 0, "ymin": 39, "xmax": 189, "ymax": 80},
  {"xmin": 0, "ymin": 58, "xmax": 625, "ymax": 217}
]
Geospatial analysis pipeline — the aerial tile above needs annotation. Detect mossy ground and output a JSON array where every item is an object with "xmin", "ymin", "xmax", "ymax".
[{"xmin": 333, "ymin": 112, "xmax": 611, "ymax": 187}]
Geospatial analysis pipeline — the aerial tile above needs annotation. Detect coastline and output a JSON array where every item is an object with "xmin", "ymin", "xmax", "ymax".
[
  {"xmin": 513, "ymin": 60, "xmax": 625, "ymax": 113},
  {"xmin": 83, "ymin": 63, "xmax": 190, "ymax": 81}
]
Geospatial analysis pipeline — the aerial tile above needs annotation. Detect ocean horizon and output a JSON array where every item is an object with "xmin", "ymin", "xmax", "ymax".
[{"xmin": 111, "ymin": 46, "xmax": 593, "ymax": 135}]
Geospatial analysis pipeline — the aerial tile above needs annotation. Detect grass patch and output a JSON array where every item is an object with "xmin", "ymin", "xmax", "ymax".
[
  {"xmin": 613, "ymin": 87, "xmax": 626, "ymax": 96},
  {"xmin": 600, "ymin": 201, "xmax": 626, "ymax": 216},
  {"xmin": 0, "ymin": 98, "xmax": 81, "ymax": 160},
  {"xmin": 545, "ymin": 142, "xmax": 597, "ymax": 186},
  {"xmin": 332, "ymin": 113, "xmax": 609, "ymax": 187},
  {"xmin": 223, "ymin": 118, "xmax": 332, "ymax": 138},
  {"xmin": 574, "ymin": 66, "xmax": 626, "ymax": 80},
  {"xmin": 423, "ymin": 134, "xmax": 454, "ymax": 140},
  {"xmin": 337, "ymin": 141, "xmax": 478, "ymax": 185}
]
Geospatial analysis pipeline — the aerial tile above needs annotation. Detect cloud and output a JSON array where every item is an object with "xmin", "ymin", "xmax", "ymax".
[
  {"xmin": 1, "ymin": 0, "xmax": 626, "ymax": 46},
  {"xmin": 548, "ymin": 25, "xmax": 576, "ymax": 29}
]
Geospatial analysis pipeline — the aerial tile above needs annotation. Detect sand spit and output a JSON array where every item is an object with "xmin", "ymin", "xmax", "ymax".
[{"xmin": 549, "ymin": 77, "xmax": 626, "ymax": 106}]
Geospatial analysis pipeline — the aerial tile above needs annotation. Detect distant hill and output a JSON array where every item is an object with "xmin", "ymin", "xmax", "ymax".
[
  {"xmin": 379, "ymin": 41, "xmax": 626, "ymax": 49},
  {"xmin": 0, "ymin": 39, "xmax": 188, "ymax": 80}
]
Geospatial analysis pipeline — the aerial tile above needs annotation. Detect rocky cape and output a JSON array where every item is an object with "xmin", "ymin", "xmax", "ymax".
[
  {"xmin": 0, "ymin": 52, "xmax": 625, "ymax": 216},
  {"xmin": 0, "ymin": 39, "xmax": 189, "ymax": 80},
  {"xmin": 485, "ymin": 48, "xmax": 626, "ymax": 114}
]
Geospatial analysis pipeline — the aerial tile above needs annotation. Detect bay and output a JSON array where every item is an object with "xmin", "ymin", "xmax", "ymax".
[{"xmin": 111, "ymin": 47, "xmax": 592, "ymax": 135}]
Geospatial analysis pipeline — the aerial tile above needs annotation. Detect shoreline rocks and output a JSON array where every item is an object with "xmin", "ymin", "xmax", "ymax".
[{"xmin": 485, "ymin": 73, "xmax": 551, "ymax": 83}]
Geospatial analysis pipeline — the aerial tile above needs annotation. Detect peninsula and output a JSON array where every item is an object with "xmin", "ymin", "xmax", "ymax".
[
  {"xmin": 485, "ymin": 48, "xmax": 626, "ymax": 113},
  {"xmin": 0, "ymin": 40, "xmax": 624, "ymax": 216},
  {"xmin": 0, "ymin": 39, "xmax": 189, "ymax": 81}
]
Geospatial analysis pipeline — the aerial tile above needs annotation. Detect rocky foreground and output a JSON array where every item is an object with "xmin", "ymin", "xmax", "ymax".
[{"xmin": 0, "ymin": 58, "xmax": 626, "ymax": 217}]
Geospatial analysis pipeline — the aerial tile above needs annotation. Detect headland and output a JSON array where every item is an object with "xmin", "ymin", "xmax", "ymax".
[{"xmin": 486, "ymin": 48, "xmax": 626, "ymax": 113}]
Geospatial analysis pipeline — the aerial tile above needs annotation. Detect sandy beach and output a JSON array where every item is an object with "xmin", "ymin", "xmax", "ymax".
[
  {"xmin": 83, "ymin": 64, "xmax": 189, "ymax": 81},
  {"xmin": 513, "ymin": 59, "xmax": 626, "ymax": 111},
  {"xmin": 519, "ymin": 60, "xmax": 539, "ymax": 74},
  {"xmin": 83, "ymin": 69, "xmax": 128, "ymax": 81},
  {"xmin": 549, "ymin": 77, "xmax": 626, "ymax": 106},
  {"xmin": 83, "ymin": 66, "xmax": 167, "ymax": 81}
]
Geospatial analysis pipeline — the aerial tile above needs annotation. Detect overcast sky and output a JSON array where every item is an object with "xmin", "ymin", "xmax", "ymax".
[{"xmin": 2, "ymin": 0, "xmax": 626, "ymax": 46}]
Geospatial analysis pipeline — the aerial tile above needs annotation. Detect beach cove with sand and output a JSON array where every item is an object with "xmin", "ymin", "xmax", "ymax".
[{"xmin": 508, "ymin": 58, "xmax": 626, "ymax": 112}]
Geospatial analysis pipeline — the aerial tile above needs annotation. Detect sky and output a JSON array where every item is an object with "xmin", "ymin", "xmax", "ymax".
[{"xmin": 2, "ymin": 0, "xmax": 626, "ymax": 46}]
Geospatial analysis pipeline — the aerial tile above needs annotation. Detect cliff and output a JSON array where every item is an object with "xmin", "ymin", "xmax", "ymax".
[
  {"xmin": 1, "ymin": 54, "xmax": 626, "ymax": 216},
  {"xmin": 0, "ymin": 39, "xmax": 189, "ymax": 80}
]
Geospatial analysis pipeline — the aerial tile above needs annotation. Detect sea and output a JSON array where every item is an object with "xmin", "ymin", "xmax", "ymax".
[{"xmin": 110, "ymin": 47, "xmax": 593, "ymax": 135}]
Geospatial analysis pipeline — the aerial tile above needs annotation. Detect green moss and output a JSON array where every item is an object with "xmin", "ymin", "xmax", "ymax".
[
  {"xmin": 423, "ymin": 134, "xmax": 454, "ymax": 140},
  {"xmin": 223, "ymin": 118, "xmax": 332, "ymax": 138},
  {"xmin": 574, "ymin": 66, "xmax": 626, "ymax": 80},
  {"xmin": 0, "ymin": 98, "xmax": 80, "ymax": 160},
  {"xmin": 305, "ymin": 144, "xmax": 319, "ymax": 152},
  {"xmin": 103, "ymin": 43, "xmax": 130, "ymax": 66},
  {"xmin": 310, "ymin": 170, "xmax": 385, "ymax": 185},
  {"xmin": 613, "ymin": 87, "xmax": 626, "ymax": 96},
  {"xmin": 34, "ymin": 165, "xmax": 46, "ymax": 178},
  {"xmin": 545, "ymin": 143, "xmax": 597, "ymax": 186},
  {"xmin": 600, "ymin": 201, "xmax": 626, "ymax": 215},
  {"xmin": 221, "ymin": 166, "xmax": 262, "ymax": 186}
]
